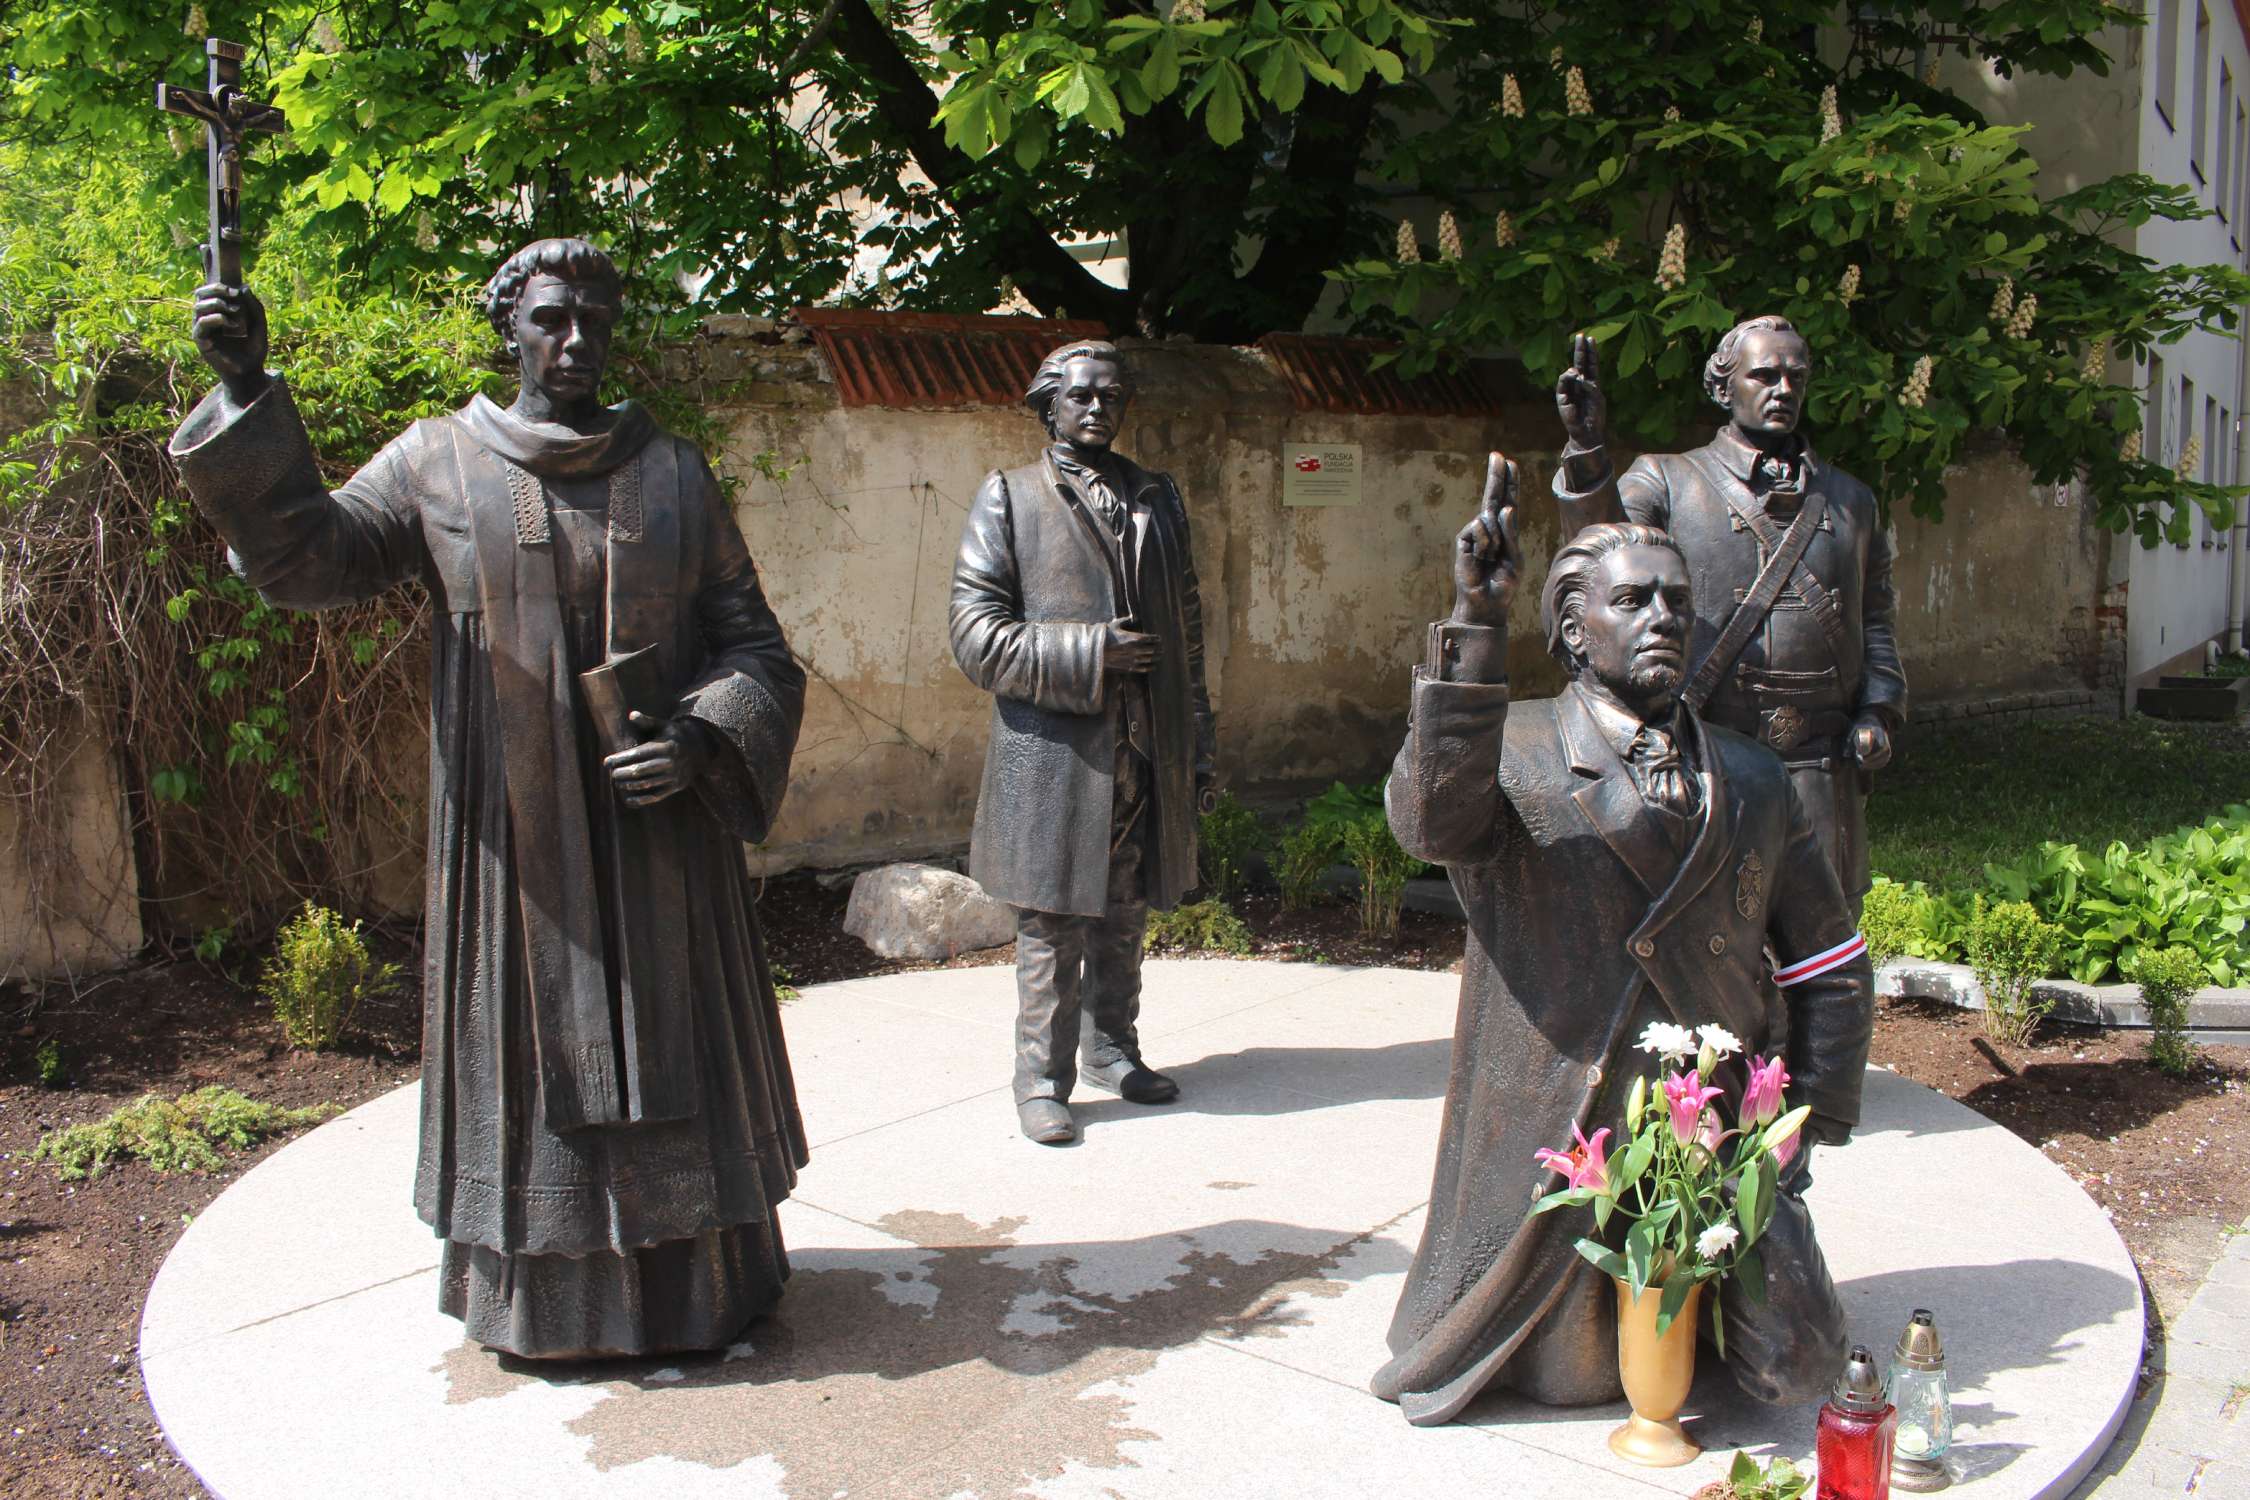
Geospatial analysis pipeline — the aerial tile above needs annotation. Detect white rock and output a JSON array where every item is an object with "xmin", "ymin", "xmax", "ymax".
[{"xmin": 841, "ymin": 862, "xmax": 1015, "ymax": 960}]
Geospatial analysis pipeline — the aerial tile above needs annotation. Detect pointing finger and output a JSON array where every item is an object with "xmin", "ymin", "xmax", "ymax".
[{"xmin": 1479, "ymin": 451, "xmax": 1508, "ymax": 524}]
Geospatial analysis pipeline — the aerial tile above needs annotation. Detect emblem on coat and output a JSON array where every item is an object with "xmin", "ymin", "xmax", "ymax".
[{"xmin": 1736, "ymin": 851, "xmax": 1764, "ymax": 920}]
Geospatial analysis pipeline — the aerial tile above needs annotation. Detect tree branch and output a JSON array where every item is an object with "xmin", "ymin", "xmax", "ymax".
[{"xmin": 826, "ymin": 0, "xmax": 1130, "ymax": 326}]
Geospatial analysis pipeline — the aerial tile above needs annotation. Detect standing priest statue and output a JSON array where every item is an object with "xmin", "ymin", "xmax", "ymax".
[
  {"xmin": 1371, "ymin": 456, "xmax": 1872, "ymax": 1425},
  {"xmin": 950, "ymin": 340, "xmax": 1217, "ymax": 1146},
  {"xmin": 1552, "ymin": 318, "xmax": 1907, "ymax": 915},
  {"xmin": 170, "ymin": 239, "xmax": 810, "ymax": 1359}
]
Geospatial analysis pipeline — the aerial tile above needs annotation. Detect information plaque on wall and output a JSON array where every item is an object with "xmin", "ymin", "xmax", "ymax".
[{"xmin": 1282, "ymin": 443, "xmax": 1363, "ymax": 507}]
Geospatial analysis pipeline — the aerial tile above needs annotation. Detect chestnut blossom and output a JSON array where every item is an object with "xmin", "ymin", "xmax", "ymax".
[
  {"xmin": 2005, "ymin": 292, "xmax": 2039, "ymax": 340},
  {"xmin": 2180, "ymin": 433, "xmax": 2204, "ymax": 479},
  {"xmin": 1395, "ymin": 217, "xmax": 1421, "ymax": 265},
  {"xmin": 1899, "ymin": 354, "xmax": 1934, "ymax": 409},
  {"xmin": 2082, "ymin": 338, "xmax": 2109, "ymax": 384},
  {"xmin": 1501, "ymin": 74, "xmax": 1525, "ymax": 118},
  {"xmin": 2120, "ymin": 429, "xmax": 2144, "ymax": 463},
  {"xmin": 1437, "ymin": 210, "xmax": 1464, "ymax": 262},
  {"xmin": 1565, "ymin": 66, "xmax": 1592, "ymax": 117},
  {"xmin": 1655, "ymin": 223, "xmax": 1688, "ymax": 292},
  {"xmin": 1838, "ymin": 263, "xmax": 1862, "ymax": 305},
  {"xmin": 1988, "ymin": 276, "xmax": 2016, "ymax": 325},
  {"xmin": 1819, "ymin": 85, "xmax": 1842, "ymax": 145},
  {"xmin": 1494, "ymin": 209, "xmax": 1516, "ymax": 249}
]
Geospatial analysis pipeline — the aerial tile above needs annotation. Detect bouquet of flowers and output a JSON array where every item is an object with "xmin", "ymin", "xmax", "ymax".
[{"xmin": 1530, "ymin": 1021, "xmax": 1812, "ymax": 1351}]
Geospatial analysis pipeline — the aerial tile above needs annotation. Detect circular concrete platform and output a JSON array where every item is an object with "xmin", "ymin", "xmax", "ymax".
[{"xmin": 142, "ymin": 961, "xmax": 2143, "ymax": 1499}]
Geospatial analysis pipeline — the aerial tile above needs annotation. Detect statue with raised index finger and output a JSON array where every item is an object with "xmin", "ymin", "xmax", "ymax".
[
  {"xmin": 169, "ymin": 240, "xmax": 810, "ymax": 1359},
  {"xmin": 1372, "ymin": 454, "xmax": 1871, "ymax": 1425},
  {"xmin": 1552, "ymin": 320, "xmax": 1907, "ymax": 916},
  {"xmin": 949, "ymin": 340, "xmax": 1218, "ymax": 1146}
]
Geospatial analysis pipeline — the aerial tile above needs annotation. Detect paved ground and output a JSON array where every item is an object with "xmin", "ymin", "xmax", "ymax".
[
  {"xmin": 2072, "ymin": 1224, "xmax": 2250, "ymax": 1499},
  {"xmin": 141, "ymin": 961, "xmax": 2145, "ymax": 1499}
]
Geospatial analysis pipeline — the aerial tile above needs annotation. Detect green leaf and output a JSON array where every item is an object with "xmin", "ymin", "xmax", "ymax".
[{"xmin": 1654, "ymin": 1273, "xmax": 1693, "ymax": 1337}]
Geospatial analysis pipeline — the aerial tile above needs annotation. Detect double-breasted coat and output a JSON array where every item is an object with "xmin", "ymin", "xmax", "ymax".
[
  {"xmin": 950, "ymin": 449, "xmax": 1216, "ymax": 917},
  {"xmin": 1372, "ymin": 633, "xmax": 1872, "ymax": 1425},
  {"xmin": 1557, "ymin": 428, "xmax": 1907, "ymax": 896}
]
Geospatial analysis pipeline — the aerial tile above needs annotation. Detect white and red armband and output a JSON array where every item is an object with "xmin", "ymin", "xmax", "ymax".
[{"xmin": 1773, "ymin": 933, "xmax": 1867, "ymax": 987}]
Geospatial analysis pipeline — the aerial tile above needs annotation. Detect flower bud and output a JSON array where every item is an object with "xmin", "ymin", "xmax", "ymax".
[{"xmin": 1494, "ymin": 209, "xmax": 1516, "ymax": 249}]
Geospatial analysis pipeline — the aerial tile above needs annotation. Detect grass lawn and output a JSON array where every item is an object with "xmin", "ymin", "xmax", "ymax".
[{"xmin": 1869, "ymin": 714, "xmax": 2250, "ymax": 891}]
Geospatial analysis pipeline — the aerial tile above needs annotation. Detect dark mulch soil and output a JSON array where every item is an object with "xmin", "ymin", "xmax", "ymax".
[{"xmin": 2, "ymin": 877, "xmax": 2242, "ymax": 1498}]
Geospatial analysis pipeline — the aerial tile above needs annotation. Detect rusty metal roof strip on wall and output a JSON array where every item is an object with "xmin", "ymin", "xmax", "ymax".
[
  {"xmin": 793, "ymin": 307, "xmax": 1112, "ymax": 409},
  {"xmin": 1254, "ymin": 333, "xmax": 1511, "ymax": 418}
]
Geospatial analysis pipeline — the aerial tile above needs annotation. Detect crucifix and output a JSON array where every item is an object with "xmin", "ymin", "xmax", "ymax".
[{"xmin": 156, "ymin": 38, "xmax": 286, "ymax": 289}]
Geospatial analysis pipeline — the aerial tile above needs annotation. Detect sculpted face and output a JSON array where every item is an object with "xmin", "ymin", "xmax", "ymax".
[
  {"xmin": 1050, "ymin": 356, "xmax": 1129, "ymax": 452},
  {"xmin": 1566, "ymin": 544, "xmax": 1692, "ymax": 713},
  {"xmin": 512, "ymin": 272, "xmax": 618, "ymax": 410},
  {"xmin": 1720, "ymin": 327, "xmax": 1811, "ymax": 439}
]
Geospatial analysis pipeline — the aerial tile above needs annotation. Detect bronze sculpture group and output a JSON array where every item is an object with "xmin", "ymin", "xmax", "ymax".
[{"xmin": 169, "ymin": 200, "xmax": 1896, "ymax": 1427}]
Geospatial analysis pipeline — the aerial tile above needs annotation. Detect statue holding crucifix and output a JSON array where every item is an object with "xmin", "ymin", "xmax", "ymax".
[
  {"xmin": 163, "ymin": 209, "xmax": 814, "ymax": 1345},
  {"xmin": 156, "ymin": 38, "xmax": 285, "ymax": 289}
]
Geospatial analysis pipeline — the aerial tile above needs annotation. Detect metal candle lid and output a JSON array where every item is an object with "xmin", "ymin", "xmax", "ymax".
[
  {"xmin": 1831, "ymin": 1344, "xmax": 1890, "ymax": 1415},
  {"xmin": 1894, "ymin": 1309, "xmax": 1947, "ymax": 1372}
]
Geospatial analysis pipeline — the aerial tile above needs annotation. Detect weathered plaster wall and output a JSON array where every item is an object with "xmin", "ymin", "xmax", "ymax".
[
  {"xmin": 718, "ymin": 340, "xmax": 1557, "ymax": 872},
  {"xmin": 0, "ymin": 716, "xmax": 144, "ymax": 982},
  {"xmin": 1889, "ymin": 443, "xmax": 2117, "ymax": 708}
]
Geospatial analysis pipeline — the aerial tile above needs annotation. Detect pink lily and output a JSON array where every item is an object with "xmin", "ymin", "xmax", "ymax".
[
  {"xmin": 1742, "ymin": 1054, "xmax": 1791, "ymax": 1127},
  {"xmin": 1771, "ymin": 1125, "xmax": 1802, "ymax": 1172},
  {"xmin": 1664, "ymin": 1070, "xmax": 1725, "ymax": 1147},
  {"xmin": 1533, "ymin": 1124, "xmax": 1613, "ymax": 1193}
]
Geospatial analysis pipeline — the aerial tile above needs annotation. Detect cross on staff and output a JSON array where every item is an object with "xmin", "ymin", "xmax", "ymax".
[{"xmin": 156, "ymin": 38, "xmax": 286, "ymax": 289}]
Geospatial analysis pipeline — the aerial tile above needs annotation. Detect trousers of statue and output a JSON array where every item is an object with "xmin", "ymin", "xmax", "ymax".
[{"xmin": 1011, "ymin": 751, "xmax": 1152, "ymax": 1105}]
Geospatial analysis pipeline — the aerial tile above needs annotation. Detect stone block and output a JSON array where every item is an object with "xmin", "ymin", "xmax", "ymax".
[{"xmin": 841, "ymin": 861, "xmax": 1016, "ymax": 961}]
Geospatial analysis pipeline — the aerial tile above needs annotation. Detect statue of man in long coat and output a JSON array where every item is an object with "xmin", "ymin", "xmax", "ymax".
[
  {"xmin": 1372, "ymin": 457, "xmax": 1872, "ymax": 1425},
  {"xmin": 1552, "ymin": 319, "xmax": 1907, "ymax": 914},
  {"xmin": 950, "ymin": 340, "xmax": 1217, "ymax": 1145},
  {"xmin": 170, "ymin": 239, "xmax": 809, "ymax": 1359}
]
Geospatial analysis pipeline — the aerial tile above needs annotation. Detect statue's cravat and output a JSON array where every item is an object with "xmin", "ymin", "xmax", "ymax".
[
  {"xmin": 1054, "ymin": 451, "xmax": 1128, "ymax": 535},
  {"xmin": 1627, "ymin": 721, "xmax": 1701, "ymax": 820}
]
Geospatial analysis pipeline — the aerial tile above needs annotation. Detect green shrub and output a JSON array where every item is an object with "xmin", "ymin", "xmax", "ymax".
[
  {"xmin": 1197, "ymin": 792, "xmax": 1267, "ymax": 906},
  {"xmin": 1965, "ymin": 896, "xmax": 2065, "ymax": 1046},
  {"xmin": 32, "ymin": 1038, "xmax": 69, "ymax": 1089},
  {"xmin": 260, "ymin": 903, "xmax": 403, "ymax": 1051},
  {"xmin": 2132, "ymin": 945, "xmax": 2208, "ymax": 1077},
  {"xmin": 29, "ymin": 1087, "xmax": 337, "ymax": 1180},
  {"xmin": 1342, "ymin": 819, "xmax": 1420, "ymax": 938},
  {"xmin": 1861, "ymin": 878, "xmax": 1971, "ymax": 967},
  {"xmin": 1983, "ymin": 805, "xmax": 2250, "ymax": 986},
  {"xmin": 1145, "ymin": 898, "xmax": 1253, "ymax": 956},
  {"xmin": 1274, "ymin": 819, "xmax": 1341, "ymax": 911},
  {"xmin": 1302, "ymin": 780, "xmax": 1428, "ymax": 937}
]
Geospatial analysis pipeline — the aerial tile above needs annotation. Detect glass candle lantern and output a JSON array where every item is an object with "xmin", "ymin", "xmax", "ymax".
[
  {"xmin": 1816, "ymin": 1344, "xmax": 1897, "ymax": 1500},
  {"xmin": 1886, "ymin": 1309, "xmax": 1953, "ymax": 1492}
]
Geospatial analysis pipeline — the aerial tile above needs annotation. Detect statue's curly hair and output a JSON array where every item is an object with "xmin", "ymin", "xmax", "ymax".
[
  {"xmin": 1542, "ymin": 523, "xmax": 1688, "ymax": 672},
  {"xmin": 482, "ymin": 238, "xmax": 622, "ymax": 347},
  {"xmin": 1702, "ymin": 314, "xmax": 1807, "ymax": 408},
  {"xmin": 1024, "ymin": 340, "xmax": 1128, "ymax": 436}
]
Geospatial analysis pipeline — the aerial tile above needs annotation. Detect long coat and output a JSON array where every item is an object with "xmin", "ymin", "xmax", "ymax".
[
  {"xmin": 950, "ymin": 449, "xmax": 1215, "ymax": 917},
  {"xmin": 1373, "ymin": 665, "xmax": 1872, "ymax": 1426},
  {"xmin": 1558, "ymin": 428, "xmax": 1907, "ymax": 895},
  {"xmin": 169, "ymin": 382, "xmax": 809, "ymax": 1275}
]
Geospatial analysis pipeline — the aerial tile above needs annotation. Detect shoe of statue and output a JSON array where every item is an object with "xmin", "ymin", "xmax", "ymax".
[
  {"xmin": 1081, "ymin": 1056, "xmax": 1181, "ymax": 1104},
  {"xmin": 1018, "ymin": 1099, "xmax": 1077, "ymax": 1145}
]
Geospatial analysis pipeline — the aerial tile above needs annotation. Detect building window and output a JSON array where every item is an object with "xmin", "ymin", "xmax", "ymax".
[
  {"xmin": 2223, "ymin": 65, "xmax": 2236, "ymax": 219},
  {"xmin": 2193, "ymin": 5, "xmax": 2213, "ymax": 183},
  {"xmin": 2157, "ymin": 0, "xmax": 2182, "ymax": 127},
  {"xmin": 2149, "ymin": 355, "xmax": 2167, "ymax": 466},
  {"xmin": 2179, "ymin": 375, "xmax": 2198, "ymax": 546},
  {"xmin": 2206, "ymin": 396, "xmax": 2222, "ymax": 545}
]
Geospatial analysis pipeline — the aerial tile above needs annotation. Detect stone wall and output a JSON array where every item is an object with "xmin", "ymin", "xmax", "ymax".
[
  {"xmin": 0, "ymin": 334, "xmax": 2131, "ymax": 973},
  {"xmin": 0, "ymin": 714, "xmax": 143, "ymax": 982}
]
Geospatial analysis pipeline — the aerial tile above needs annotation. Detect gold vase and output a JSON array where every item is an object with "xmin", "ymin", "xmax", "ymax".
[{"xmin": 1608, "ymin": 1274, "xmax": 1703, "ymax": 1467}]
